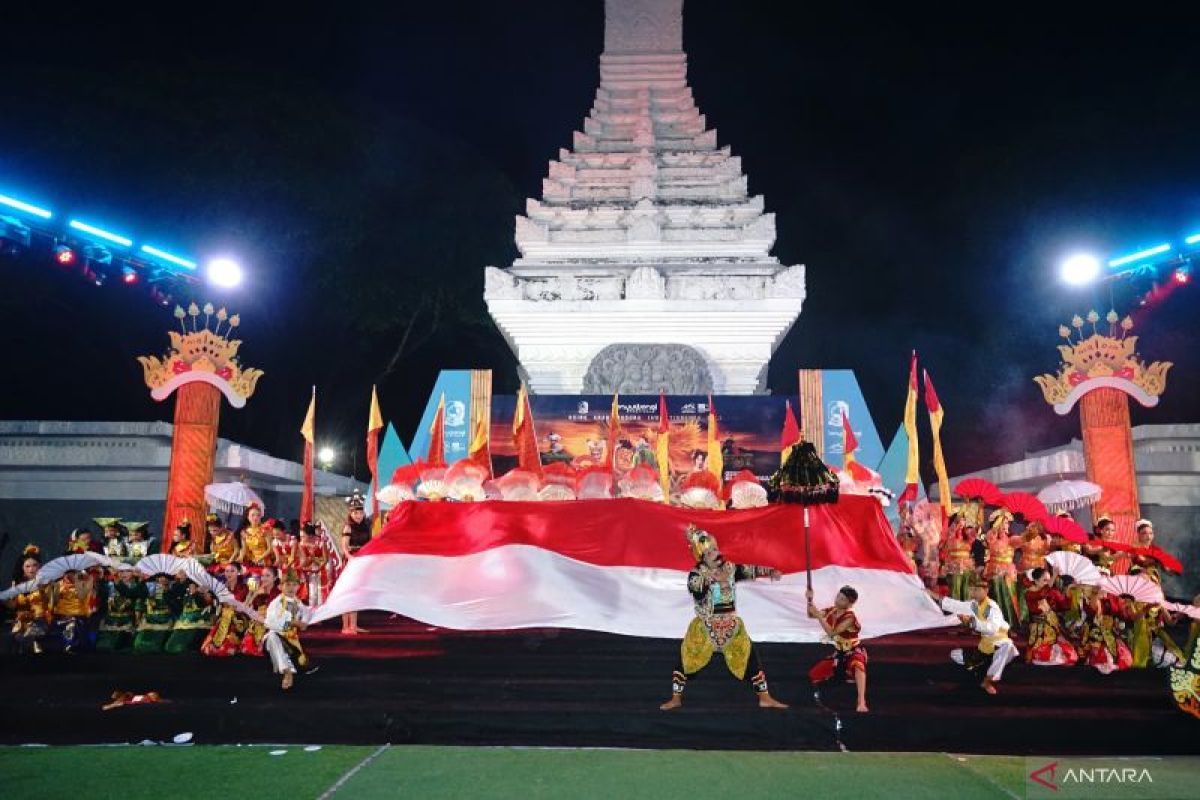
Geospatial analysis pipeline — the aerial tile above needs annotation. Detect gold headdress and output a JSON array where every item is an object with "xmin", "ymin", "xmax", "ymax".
[{"xmin": 685, "ymin": 523, "xmax": 718, "ymax": 562}]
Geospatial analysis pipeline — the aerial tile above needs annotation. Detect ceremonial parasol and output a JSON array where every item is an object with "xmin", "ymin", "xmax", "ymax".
[
  {"xmin": 1045, "ymin": 551, "xmax": 1102, "ymax": 586},
  {"xmin": 203, "ymin": 481, "xmax": 264, "ymax": 515},
  {"xmin": 1036, "ymin": 479, "xmax": 1102, "ymax": 513},
  {"xmin": 1098, "ymin": 574, "xmax": 1164, "ymax": 605},
  {"xmin": 0, "ymin": 579, "xmax": 39, "ymax": 601},
  {"xmin": 1000, "ymin": 491, "xmax": 1049, "ymax": 523},
  {"xmin": 136, "ymin": 553, "xmax": 192, "ymax": 578},
  {"xmin": 769, "ymin": 440, "xmax": 839, "ymax": 591},
  {"xmin": 35, "ymin": 553, "xmax": 109, "ymax": 586},
  {"xmin": 953, "ymin": 478, "xmax": 1003, "ymax": 505}
]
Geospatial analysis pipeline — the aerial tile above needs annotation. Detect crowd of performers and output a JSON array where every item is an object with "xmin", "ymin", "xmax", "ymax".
[
  {"xmin": 898, "ymin": 504, "xmax": 1198, "ymax": 693},
  {"xmin": 2, "ymin": 498, "xmax": 372, "ymax": 689}
]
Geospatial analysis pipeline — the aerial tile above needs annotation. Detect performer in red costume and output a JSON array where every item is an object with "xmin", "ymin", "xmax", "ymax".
[
  {"xmin": 807, "ymin": 585, "xmax": 869, "ymax": 713},
  {"xmin": 1022, "ymin": 567, "xmax": 1078, "ymax": 666},
  {"xmin": 1078, "ymin": 585, "xmax": 1133, "ymax": 674},
  {"xmin": 201, "ymin": 563, "xmax": 250, "ymax": 657},
  {"xmin": 240, "ymin": 566, "xmax": 280, "ymax": 656}
]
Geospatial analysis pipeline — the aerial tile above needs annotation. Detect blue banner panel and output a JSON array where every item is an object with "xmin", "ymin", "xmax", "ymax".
[
  {"xmin": 819, "ymin": 370, "xmax": 885, "ymax": 472},
  {"xmin": 407, "ymin": 370, "xmax": 474, "ymax": 466}
]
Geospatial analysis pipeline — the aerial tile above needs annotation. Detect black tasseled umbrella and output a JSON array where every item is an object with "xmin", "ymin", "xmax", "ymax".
[{"xmin": 768, "ymin": 441, "xmax": 839, "ymax": 590}]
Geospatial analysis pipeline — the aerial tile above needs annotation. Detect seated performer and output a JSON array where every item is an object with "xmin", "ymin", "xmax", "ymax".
[
  {"xmin": 660, "ymin": 524, "xmax": 787, "ymax": 710},
  {"xmin": 263, "ymin": 569, "xmax": 312, "ymax": 690},
  {"xmin": 98, "ymin": 519, "xmax": 127, "ymax": 560},
  {"xmin": 96, "ymin": 569, "xmax": 146, "ymax": 652},
  {"xmin": 165, "ymin": 582, "xmax": 215, "ymax": 654},
  {"xmin": 241, "ymin": 566, "xmax": 280, "ymax": 656},
  {"xmin": 1022, "ymin": 567, "xmax": 1078, "ymax": 666},
  {"xmin": 6, "ymin": 548, "xmax": 49, "ymax": 654},
  {"xmin": 206, "ymin": 514, "xmax": 239, "ymax": 568},
  {"xmin": 237, "ymin": 503, "xmax": 274, "ymax": 569},
  {"xmin": 169, "ymin": 521, "xmax": 196, "ymax": 559},
  {"xmin": 1129, "ymin": 600, "xmax": 1183, "ymax": 669},
  {"xmin": 806, "ymin": 585, "xmax": 868, "ymax": 713},
  {"xmin": 927, "ymin": 575, "xmax": 1019, "ymax": 695},
  {"xmin": 202, "ymin": 563, "xmax": 250, "ymax": 657},
  {"xmin": 133, "ymin": 573, "xmax": 180, "ymax": 654},
  {"xmin": 268, "ymin": 519, "xmax": 297, "ymax": 571},
  {"xmin": 66, "ymin": 527, "xmax": 100, "ymax": 554},
  {"xmin": 49, "ymin": 570, "xmax": 96, "ymax": 653},
  {"xmin": 1077, "ymin": 585, "xmax": 1133, "ymax": 674}
]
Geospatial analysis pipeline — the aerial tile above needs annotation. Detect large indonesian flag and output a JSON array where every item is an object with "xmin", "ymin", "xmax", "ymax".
[{"xmin": 311, "ymin": 495, "xmax": 952, "ymax": 641}]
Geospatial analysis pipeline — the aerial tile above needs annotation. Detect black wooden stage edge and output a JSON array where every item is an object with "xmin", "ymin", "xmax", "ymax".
[{"xmin": 0, "ymin": 613, "xmax": 1194, "ymax": 754}]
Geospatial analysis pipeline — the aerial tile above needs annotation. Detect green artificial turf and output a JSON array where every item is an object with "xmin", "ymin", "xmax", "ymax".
[{"xmin": 0, "ymin": 746, "xmax": 1027, "ymax": 799}]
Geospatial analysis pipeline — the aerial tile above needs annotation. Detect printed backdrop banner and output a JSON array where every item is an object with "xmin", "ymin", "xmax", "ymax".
[
  {"xmin": 489, "ymin": 394, "xmax": 799, "ymax": 486},
  {"xmin": 819, "ymin": 370, "xmax": 885, "ymax": 472}
]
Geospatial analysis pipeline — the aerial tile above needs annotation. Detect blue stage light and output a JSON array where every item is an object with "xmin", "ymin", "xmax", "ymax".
[
  {"xmin": 1185, "ymin": 233, "xmax": 1200, "ymax": 246},
  {"xmin": 69, "ymin": 219, "xmax": 133, "ymax": 247},
  {"xmin": 141, "ymin": 244, "xmax": 197, "ymax": 270},
  {"xmin": 0, "ymin": 193, "xmax": 53, "ymax": 219},
  {"xmin": 1107, "ymin": 243, "xmax": 1170, "ymax": 268}
]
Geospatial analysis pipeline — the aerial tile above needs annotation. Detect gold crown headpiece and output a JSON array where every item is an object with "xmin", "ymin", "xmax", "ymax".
[
  {"xmin": 137, "ymin": 303, "xmax": 263, "ymax": 408},
  {"xmin": 685, "ymin": 523, "xmax": 718, "ymax": 562}
]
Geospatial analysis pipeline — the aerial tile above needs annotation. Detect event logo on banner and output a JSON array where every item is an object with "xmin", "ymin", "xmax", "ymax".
[
  {"xmin": 489, "ymin": 395, "xmax": 800, "ymax": 488},
  {"xmin": 407, "ymin": 370, "xmax": 474, "ymax": 465},
  {"xmin": 820, "ymin": 370, "xmax": 885, "ymax": 471}
]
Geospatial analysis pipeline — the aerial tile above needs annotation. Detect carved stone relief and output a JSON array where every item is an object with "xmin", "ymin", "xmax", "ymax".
[{"xmin": 582, "ymin": 343, "xmax": 713, "ymax": 394}]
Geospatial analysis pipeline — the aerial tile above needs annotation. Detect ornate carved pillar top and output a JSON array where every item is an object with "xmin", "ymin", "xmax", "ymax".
[{"xmin": 604, "ymin": 0, "xmax": 684, "ymax": 55}]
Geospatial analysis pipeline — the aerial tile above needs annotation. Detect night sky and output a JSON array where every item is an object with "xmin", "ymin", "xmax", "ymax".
[{"xmin": 1, "ymin": 2, "xmax": 1197, "ymax": 481}]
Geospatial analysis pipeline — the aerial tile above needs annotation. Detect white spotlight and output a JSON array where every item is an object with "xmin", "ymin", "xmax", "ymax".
[
  {"xmin": 318, "ymin": 447, "xmax": 336, "ymax": 468},
  {"xmin": 207, "ymin": 257, "xmax": 244, "ymax": 288},
  {"xmin": 1060, "ymin": 253, "xmax": 1101, "ymax": 286}
]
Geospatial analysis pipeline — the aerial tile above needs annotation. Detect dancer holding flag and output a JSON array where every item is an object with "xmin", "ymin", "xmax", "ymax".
[
  {"xmin": 660, "ymin": 524, "xmax": 788, "ymax": 711},
  {"xmin": 807, "ymin": 585, "xmax": 869, "ymax": 713}
]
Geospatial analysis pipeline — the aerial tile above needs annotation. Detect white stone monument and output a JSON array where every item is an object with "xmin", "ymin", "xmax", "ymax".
[{"xmin": 484, "ymin": 0, "xmax": 806, "ymax": 394}]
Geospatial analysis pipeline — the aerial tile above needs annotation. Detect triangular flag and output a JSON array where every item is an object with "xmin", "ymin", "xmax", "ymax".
[
  {"xmin": 467, "ymin": 407, "xmax": 493, "ymax": 479},
  {"xmin": 842, "ymin": 408, "xmax": 859, "ymax": 470},
  {"xmin": 606, "ymin": 393, "xmax": 621, "ymax": 470},
  {"xmin": 513, "ymin": 385, "xmax": 544, "ymax": 480},
  {"xmin": 656, "ymin": 393, "xmax": 671, "ymax": 503},
  {"xmin": 299, "ymin": 387, "xmax": 315, "ymax": 525},
  {"xmin": 924, "ymin": 369, "xmax": 951, "ymax": 516},
  {"xmin": 781, "ymin": 399, "xmax": 801, "ymax": 466},
  {"xmin": 898, "ymin": 351, "xmax": 920, "ymax": 505},
  {"xmin": 706, "ymin": 395, "xmax": 723, "ymax": 485},
  {"xmin": 427, "ymin": 394, "xmax": 447, "ymax": 467}
]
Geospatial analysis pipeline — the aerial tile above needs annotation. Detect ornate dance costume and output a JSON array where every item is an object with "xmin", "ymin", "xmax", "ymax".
[
  {"xmin": 133, "ymin": 580, "xmax": 180, "ymax": 654},
  {"xmin": 239, "ymin": 525, "xmax": 273, "ymax": 569},
  {"xmin": 270, "ymin": 532, "xmax": 298, "ymax": 571},
  {"xmin": 938, "ymin": 594, "xmax": 1019, "ymax": 684},
  {"xmin": 165, "ymin": 589, "xmax": 215, "ymax": 654},
  {"xmin": 1130, "ymin": 602, "xmax": 1183, "ymax": 669},
  {"xmin": 240, "ymin": 584, "xmax": 281, "ymax": 656},
  {"xmin": 808, "ymin": 605, "xmax": 868, "ymax": 684},
  {"xmin": 263, "ymin": 592, "xmax": 312, "ymax": 679},
  {"xmin": 1079, "ymin": 594, "xmax": 1133, "ymax": 674},
  {"xmin": 201, "ymin": 581, "xmax": 249, "ymax": 657},
  {"xmin": 668, "ymin": 526, "xmax": 777, "ymax": 700},
  {"xmin": 50, "ymin": 575, "xmax": 95, "ymax": 652},
  {"xmin": 297, "ymin": 536, "xmax": 332, "ymax": 605},
  {"xmin": 1023, "ymin": 585, "xmax": 1078, "ymax": 666},
  {"xmin": 942, "ymin": 532, "xmax": 975, "ymax": 601},
  {"xmin": 983, "ymin": 513, "xmax": 1022, "ymax": 627},
  {"xmin": 207, "ymin": 528, "xmax": 239, "ymax": 568},
  {"xmin": 8, "ymin": 585, "xmax": 50, "ymax": 654},
  {"xmin": 126, "ymin": 535, "xmax": 154, "ymax": 561},
  {"xmin": 96, "ymin": 578, "xmax": 146, "ymax": 652}
]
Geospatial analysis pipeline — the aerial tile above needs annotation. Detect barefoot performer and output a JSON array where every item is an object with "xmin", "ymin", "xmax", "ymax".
[
  {"xmin": 806, "ymin": 585, "xmax": 869, "ymax": 712},
  {"xmin": 927, "ymin": 575, "xmax": 1018, "ymax": 695},
  {"xmin": 660, "ymin": 524, "xmax": 788, "ymax": 711}
]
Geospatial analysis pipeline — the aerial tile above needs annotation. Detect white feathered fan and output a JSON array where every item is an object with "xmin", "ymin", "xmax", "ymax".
[{"xmin": 1045, "ymin": 550, "xmax": 1102, "ymax": 587}]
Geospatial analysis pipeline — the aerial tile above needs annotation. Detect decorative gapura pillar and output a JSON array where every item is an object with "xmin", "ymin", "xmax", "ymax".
[
  {"xmin": 1035, "ymin": 310, "xmax": 1171, "ymax": 568},
  {"xmin": 138, "ymin": 303, "xmax": 263, "ymax": 552}
]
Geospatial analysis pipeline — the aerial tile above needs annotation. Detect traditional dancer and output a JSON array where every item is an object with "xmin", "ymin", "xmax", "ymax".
[
  {"xmin": 297, "ymin": 522, "xmax": 332, "ymax": 605},
  {"xmin": 1022, "ymin": 567, "xmax": 1078, "ymax": 666},
  {"xmin": 202, "ymin": 563, "xmax": 250, "ymax": 656},
  {"xmin": 263, "ymin": 569, "xmax": 312, "ymax": 690},
  {"xmin": 1084, "ymin": 516, "xmax": 1118, "ymax": 573},
  {"xmin": 942, "ymin": 517, "xmax": 976, "ymax": 601},
  {"xmin": 98, "ymin": 519, "xmax": 127, "ymax": 559},
  {"xmin": 206, "ymin": 513, "xmax": 239, "ymax": 568},
  {"xmin": 1077, "ymin": 585, "xmax": 1133, "ymax": 674},
  {"xmin": 1129, "ymin": 601, "xmax": 1183, "ymax": 669},
  {"xmin": 133, "ymin": 573, "xmax": 180, "ymax": 654},
  {"xmin": 240, "ymin": 566, "xmax": 280, "ymax": 656},
  {"xmin": 96, "ymin": 569, "xmax": 146, "ymax": 652},
  {"xmin": 165, "ymin": 583, "xmax": 215, "ymax": 654},
  {"xmin": 237, "ymin": 503, "xmax": 273, "ymax": 569},
  {"xmin": 927, "ymin": 576, "xmax": 1019, "ymax": 695},
  {"xmin": 125, "ymin": 523, "xmax": 154, "ymax": 561},
  {"xmin": 169, "ymin": 521, "xmax": 196, "ymax": 558},
  {"xmin": 660, "ymin": 524, "xmax": 787, "ymax": 710},
  {"xmin": 269, "ymin": 519, "xmax": 297, "ymax": 571},
  {"xmin": 6, "ymin": 549, "xmax": 49, "ymax": 654},
  {"xmin": 49, "ymin": 570, "xmax": 95, "ymax": 653},
  {"xmin": 806, "ymin": 585, "xmax": 868, "ymax": 712},
  {"xmin": 983, "ymin": 509, "xmax": 1022, "ymax": 626},
  {"xmin": 340, "ymin": 496, "xmax": 372, "ymax": 635},
  {"xmin": 66, "ymin": 527, "xmax": 99, "ymax": 554}
]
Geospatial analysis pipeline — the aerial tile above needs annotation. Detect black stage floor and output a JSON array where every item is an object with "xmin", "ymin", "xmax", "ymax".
[{"xmin": 1, "ymin": 613, "xmax": 1194, "ymax": 753}]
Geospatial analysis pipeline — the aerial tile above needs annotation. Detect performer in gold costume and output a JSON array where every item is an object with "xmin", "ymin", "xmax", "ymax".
[{"xmin": 660, "ymin": 525, "xmax": 787, "ymax": 711}]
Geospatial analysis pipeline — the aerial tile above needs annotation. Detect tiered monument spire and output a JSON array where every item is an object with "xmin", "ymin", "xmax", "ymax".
[{"xmin": 485, "ymin": 0, "xmax": 806, "ymax": 394}]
